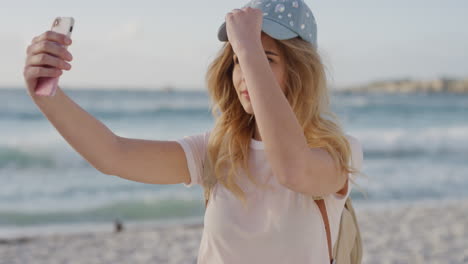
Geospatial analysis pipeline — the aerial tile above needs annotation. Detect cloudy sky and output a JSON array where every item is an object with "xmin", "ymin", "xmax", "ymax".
[{"xmin": 1, "ymin": 0, "xmax": 467, "ymax": 90}]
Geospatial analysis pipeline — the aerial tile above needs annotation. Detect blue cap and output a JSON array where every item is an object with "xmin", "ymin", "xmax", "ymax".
[{"xmin": 217, "ymin": 0, "xmax": 317, "ymax": 46}]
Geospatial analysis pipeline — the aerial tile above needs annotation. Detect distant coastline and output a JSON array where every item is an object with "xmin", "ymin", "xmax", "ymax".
[
  {"xmin": 2, "ymin": 76, "xmax": 468, "ymax": 94},
  {"xmin": 337, "ymin": 77, "xmax": 468, "ymax": 94}
]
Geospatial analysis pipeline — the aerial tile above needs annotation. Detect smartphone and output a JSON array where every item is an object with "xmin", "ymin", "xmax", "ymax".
[{"xmin": 35, "ymin": 17, "xmax": 74, "ymax": 96}]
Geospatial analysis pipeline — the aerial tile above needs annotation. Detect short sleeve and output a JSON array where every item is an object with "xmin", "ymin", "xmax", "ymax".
[
  {"xmin": 175, "ymin": 130, "xmax": 211, "ymax": 188},
  {"xmin": 332, "ymin": 134, "xmax": 363, "ymax": 200}
]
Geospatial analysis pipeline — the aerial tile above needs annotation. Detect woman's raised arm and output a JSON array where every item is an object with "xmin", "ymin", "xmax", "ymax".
[{"xmin": 23, "ymin": 30, "xmax": 191, "ymax": 185}]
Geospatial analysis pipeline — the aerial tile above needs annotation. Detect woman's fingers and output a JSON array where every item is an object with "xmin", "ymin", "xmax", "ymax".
[
  {"xmin": 31, "ymin": 30, "xmax": 71, "ymax": 47},
  {"xmin": 26, "ymin": 53, "xmax": 72, "ymax": 71},
  {"xmin": 24, "ymin": 66, "xmax": 63, "ymax": 80},
  {"xmin": 23, "ymin": 30, "xmax": 73, "ymax": 97},
  {"xmin": 27, "ymin": 40, "xmax": 73, "ymax": 62}
]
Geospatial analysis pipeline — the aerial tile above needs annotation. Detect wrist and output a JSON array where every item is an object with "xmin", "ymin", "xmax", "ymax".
[
  {"xmin": 31, "ymin": 86, "xmax": 63, "ymax": 105},
  {"xmin": 236, "ymin": 41, "xmax": 263, "ymax": 58}
]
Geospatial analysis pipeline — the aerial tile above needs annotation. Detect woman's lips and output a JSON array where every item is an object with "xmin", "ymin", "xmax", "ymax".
[{"xmin": 241, "ymin": 91, "xmax": 250, "ymax": 99}]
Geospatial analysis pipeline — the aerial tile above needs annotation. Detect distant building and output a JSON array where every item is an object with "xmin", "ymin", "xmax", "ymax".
[
  {"xmin": 338, "ymin": 77, "xmax": 468, "ymax": 93},
  {"xmin": 161, "ymin": 85, "xmax": 175, "ymax": 93}
]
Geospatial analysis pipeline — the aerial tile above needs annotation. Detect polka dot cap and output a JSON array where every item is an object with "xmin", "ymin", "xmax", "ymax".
[{"xmin": 217, "ymin": 0, "xmax": 318, "ymax": 47}]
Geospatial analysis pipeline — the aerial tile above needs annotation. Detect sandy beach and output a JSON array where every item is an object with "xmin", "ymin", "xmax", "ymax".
[{"xmin": 1, "ymin": 198, "xmax": 466, "ymax": 264}]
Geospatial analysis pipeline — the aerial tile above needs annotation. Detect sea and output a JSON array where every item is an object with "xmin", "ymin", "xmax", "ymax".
[{"xmin": 0, "ymin": 87, "xmax": 467, "ymax": 238}]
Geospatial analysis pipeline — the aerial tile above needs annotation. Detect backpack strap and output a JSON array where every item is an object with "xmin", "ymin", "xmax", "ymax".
[
  {"xmin": 202, "ymin": 150, "xmax": 216, "ymax": 208},
  {"xmin": 314, "ymin": 198, "xmax": 334, "ymax": 264}
]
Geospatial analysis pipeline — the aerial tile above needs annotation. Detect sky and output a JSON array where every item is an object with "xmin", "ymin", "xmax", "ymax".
[{"xmin": 1, "ymin": 0, "xmax": 467, "ymax": 90}]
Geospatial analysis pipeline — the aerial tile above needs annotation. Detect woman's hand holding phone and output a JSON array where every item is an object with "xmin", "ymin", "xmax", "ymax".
[{"xmin": 23, "ymin": 24, "xmax": 74, "ymax": 98}]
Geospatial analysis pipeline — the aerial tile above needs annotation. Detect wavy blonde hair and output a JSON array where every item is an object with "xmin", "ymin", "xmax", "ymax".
[{"xmin": 204, "ymin": 36, "xmax": 367, "ymax": 209}]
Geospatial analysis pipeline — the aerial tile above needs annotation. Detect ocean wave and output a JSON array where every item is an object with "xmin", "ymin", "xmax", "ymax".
[
  {"xmin": 0, "ymin": 146, "xmax": 84, "ymax": 169},
  {"xmin": 352, "ymin": 125, "xmax": 468, "ymax": 158},
  {"xmin": 0, "ymin": 106, "xmax": 211, "ymax": 121},
  {"xmin": 0, "ymin": 198, "xmax": 203, "ymax": 227},
  {"xmin": 2, "ymin": 125, "xmax": 466, "ymax": 169}
]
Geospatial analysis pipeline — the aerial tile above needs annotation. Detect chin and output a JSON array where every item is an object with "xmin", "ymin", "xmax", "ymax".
[{"xmin": 241, "ymin": 106, "xmax": 253, "ymax": 115}]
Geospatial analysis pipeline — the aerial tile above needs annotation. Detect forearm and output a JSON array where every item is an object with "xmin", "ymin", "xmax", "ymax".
[
  {"xmin": 237, "ymin": 44, "xmax": 310, "ymax": 183},
  {"xmin": 31, "ymin": 86, "xmax": 119, "ymax": 173}
]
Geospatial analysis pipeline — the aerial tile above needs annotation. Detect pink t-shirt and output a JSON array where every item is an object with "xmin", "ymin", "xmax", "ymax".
[{"xmin": 176, "ymin": 130, "xmax": 363, "ymax": 264}]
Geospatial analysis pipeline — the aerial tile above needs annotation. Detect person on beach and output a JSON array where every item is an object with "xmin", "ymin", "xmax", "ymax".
[{"xmin": 23, "ymin": 0, "xmax": 363, "ymax": 263}]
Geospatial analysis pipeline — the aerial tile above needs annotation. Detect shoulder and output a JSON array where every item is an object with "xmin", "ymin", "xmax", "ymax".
[
  {"xmin": 175, "ymin": 129, "xmax": 212, "ymax": 163},
  {"xmin": 176, "ymin": 129, "xmax": 212, "ymax": 188},
  {"xmin": 344, "ymin": 134, "xmax": 363, "ymax": 170},
  {"xmin": 344, "ymin": 134, "xmax": 361, "ymax": 148},
  {"xmin": 177, "ymin": 129, "xmax": 211, "ymax": 145}
]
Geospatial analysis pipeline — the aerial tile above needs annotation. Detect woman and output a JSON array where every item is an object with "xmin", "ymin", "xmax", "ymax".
[{"xmin": 23, "ymin": 0, "xmax": 363, "ymax": 263}]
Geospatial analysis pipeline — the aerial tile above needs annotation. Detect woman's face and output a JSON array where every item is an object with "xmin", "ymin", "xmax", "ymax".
[{"xmin": 232, "ymin": 32, "xmax": 287, "ymax": 115}]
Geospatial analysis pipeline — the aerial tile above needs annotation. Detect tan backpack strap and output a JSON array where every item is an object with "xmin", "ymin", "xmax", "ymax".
[
  {"xmin": 204, "ymin": 185, "xmax": 211, "ymax": 209},
  {"xmin": 203, "ymin": 150, "xmax": 211, "ymax": 209},
  {"xmin": 315, "ymin": 199, "xmax": 333, "ymax": 264}
]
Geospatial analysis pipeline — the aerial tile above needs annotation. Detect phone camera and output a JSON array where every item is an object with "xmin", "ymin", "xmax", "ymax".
[{"xmin": 53, "ymin": 18, "xmax": 60, "ymax": 27}]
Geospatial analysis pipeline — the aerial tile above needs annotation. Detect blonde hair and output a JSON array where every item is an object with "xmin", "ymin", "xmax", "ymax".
[{"xmin": 204, "ymin": 36, "xmax": 367, "ymax": 209}]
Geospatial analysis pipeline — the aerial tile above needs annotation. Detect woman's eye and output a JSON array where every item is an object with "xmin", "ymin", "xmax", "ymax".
[{"xmin": 233, "ymin": 57, "xmax": 272, "ymax": 64}]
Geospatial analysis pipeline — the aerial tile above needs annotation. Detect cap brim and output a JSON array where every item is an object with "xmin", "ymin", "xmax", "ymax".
[{"xmin": 217, "ymin": 18, "xmax": 298, "ymax": 42}]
